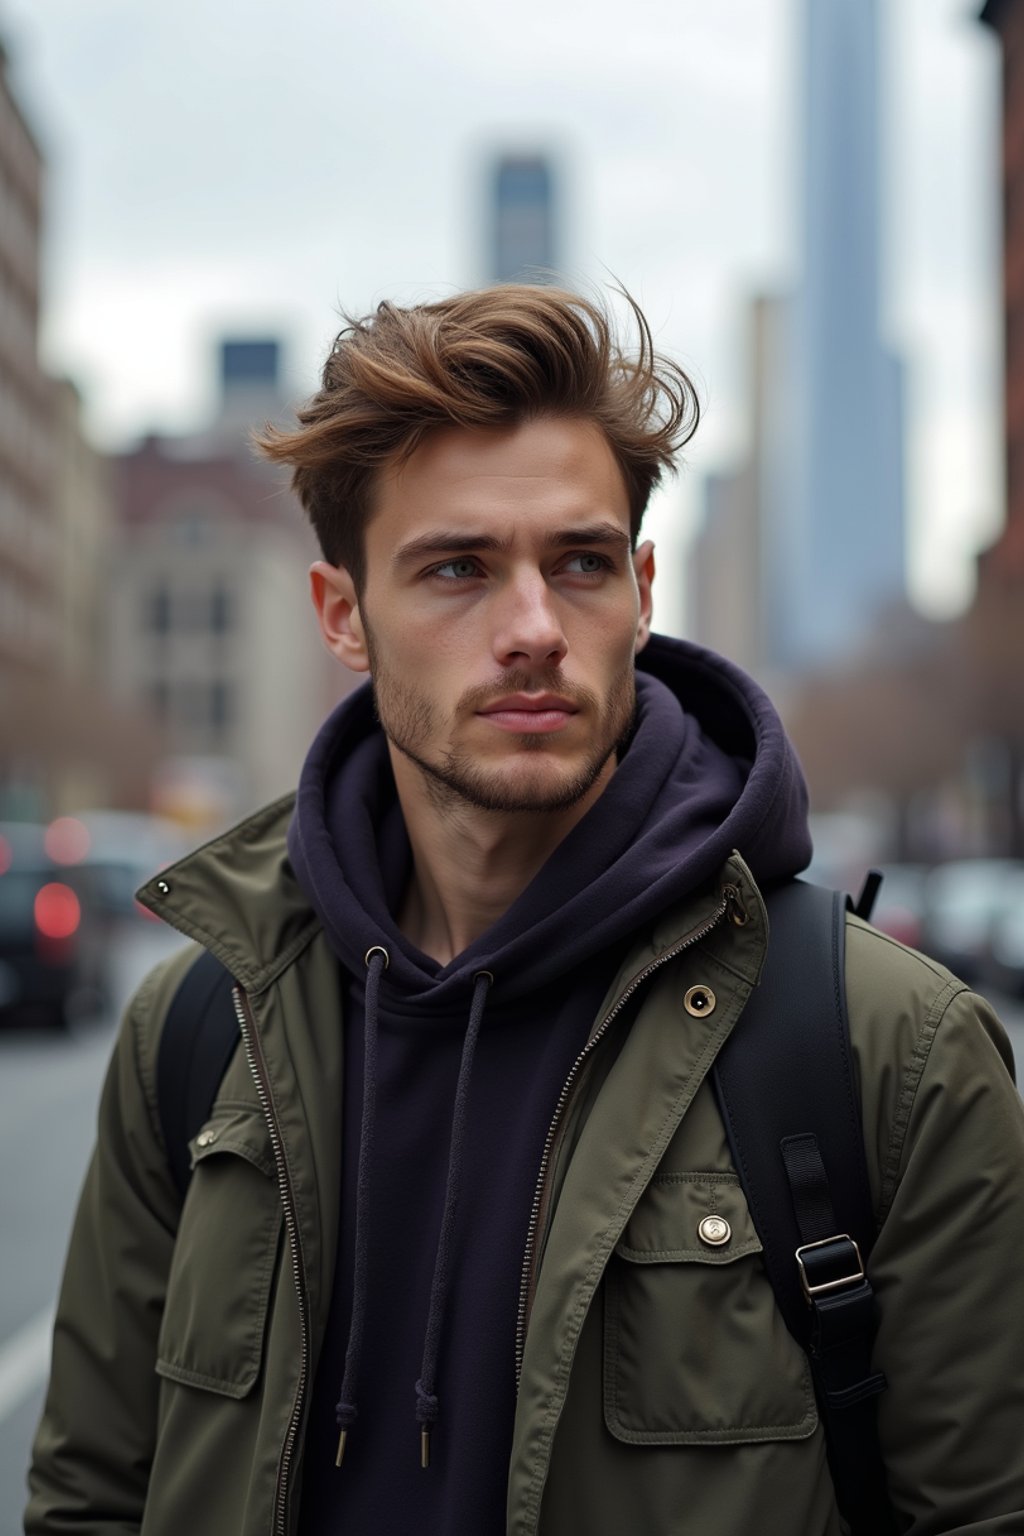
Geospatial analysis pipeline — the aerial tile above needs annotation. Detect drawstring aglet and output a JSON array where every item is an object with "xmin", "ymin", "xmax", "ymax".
[
  {"xmin": 420, "ymin": 1424, "xmax": 431, "ymax": 1469},
  {"xmin": 335, "ymin": 1427, "xmax": 349, "ymax": 1468}
]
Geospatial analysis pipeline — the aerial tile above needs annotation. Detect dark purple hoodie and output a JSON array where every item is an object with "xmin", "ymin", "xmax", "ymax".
[{"xmin": 290, "ymin": 633, "xmax": 812, "ymax": 1535}]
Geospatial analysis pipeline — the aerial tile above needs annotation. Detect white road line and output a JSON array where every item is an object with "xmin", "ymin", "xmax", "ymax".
[{"xmin": 0, "ymin": 1308, "xmax": 54, "ymax": 1423}]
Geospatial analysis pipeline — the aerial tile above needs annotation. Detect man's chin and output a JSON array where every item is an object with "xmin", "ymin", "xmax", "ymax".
[{"xmin": 404, "ymin": 743, "xmax": 616, "ymax": 816}]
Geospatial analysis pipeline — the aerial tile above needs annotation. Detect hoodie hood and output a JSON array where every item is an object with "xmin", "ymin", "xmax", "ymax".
[{"xmin": 287, "ymin": 632, "xmax": 812, "ymax": 1002}]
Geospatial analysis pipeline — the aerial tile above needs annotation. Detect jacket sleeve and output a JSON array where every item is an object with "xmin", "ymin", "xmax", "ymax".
[
  {"xmin": 866, "ymin": 971, "xmax": 1024, "ymax": 1533},
  {"xmin": 24, "ymin": 948, "xmax": 195, "ymax": 1535}
]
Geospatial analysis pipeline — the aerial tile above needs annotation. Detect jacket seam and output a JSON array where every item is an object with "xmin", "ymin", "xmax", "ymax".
[
  {"xmin": 877, "ymin": 974, "xmax": 967, "ymax": 1223},
  {"xmin": 615, "ymin": 1241, "xmax": 761, "ymax": 1263},
  {"xmin": 133, "ymin": 959, "xmax": 176, "ymax": 1160},
  {"xmin": 169, "ymin": 917, "xmax": 322, "ymax": 996}
]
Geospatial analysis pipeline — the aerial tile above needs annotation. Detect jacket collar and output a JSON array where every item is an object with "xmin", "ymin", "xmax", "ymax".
[
  {"xmin": 135, "ymin": 793, "xmax": 321, "ymax": 995},
  {"xmin": 136, "ymin": 795, "xmax": 768, "ymax": 999}
]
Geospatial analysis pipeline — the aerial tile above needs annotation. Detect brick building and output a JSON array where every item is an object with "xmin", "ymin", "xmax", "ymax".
[
  {"xmin": 0, "ymin": 40, "xmax": 158, "ymax": 815},
  {"xmin": 109, "ymin": 408, "xmax": 345, "ymax": 828},
  {"xmin": 973, "ymin": 0, "xmax": 1024, "ymax": 853},
  {"xmin": 0, "ymin": 39, "xmax": 58, "ymax": 806}
]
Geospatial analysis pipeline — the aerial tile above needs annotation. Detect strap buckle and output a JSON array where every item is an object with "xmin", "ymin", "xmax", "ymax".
[{"xmin": 795, "ymin": 1234, "xmax": 865, "ymax": 1303}]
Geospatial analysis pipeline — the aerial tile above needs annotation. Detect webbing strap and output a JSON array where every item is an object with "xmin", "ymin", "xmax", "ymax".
[
  {"xmin": 156, "ymin": 948, "xmax": 240, "ymax": 1200},
  {"xmin": 780, "ymin": 1132, "xmax": 839, "ymax": 1245}
]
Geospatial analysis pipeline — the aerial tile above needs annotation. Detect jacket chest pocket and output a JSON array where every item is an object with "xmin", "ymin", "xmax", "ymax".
[
  {"xmin": 603, "ymin": 1172, "xmax": 817, "ymax": 1446},
  {"xmin": 156, "ymin": 1103, "xmax": 283, "ymax": 1399}
]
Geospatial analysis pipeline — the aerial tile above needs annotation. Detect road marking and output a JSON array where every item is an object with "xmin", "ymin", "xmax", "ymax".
[{"xmin": 0, "ymin": 1308, "xmax": 54, "ymax": 1423}]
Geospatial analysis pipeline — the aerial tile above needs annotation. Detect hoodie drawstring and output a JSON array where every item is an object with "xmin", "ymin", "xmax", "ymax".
[
  {"xmin": 334, "ymin": 957, "xmax": 493, "ymax": 1470},
  {"xmin": 415, "ymin": 967, "xmax": 492, "ymax": 1468},
  {"xmin": 334, "ymin": 945, "xmax": 388, "ymax": 1466}
]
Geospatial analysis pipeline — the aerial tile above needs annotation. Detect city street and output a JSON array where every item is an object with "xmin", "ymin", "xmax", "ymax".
[
  {"xmin": 1, "ymin": 957, "xmax": 1022, "ymax": 1530},
  {"xmin": 0, "ymin": 925, "xmax": 183, "ymax": 1532}
]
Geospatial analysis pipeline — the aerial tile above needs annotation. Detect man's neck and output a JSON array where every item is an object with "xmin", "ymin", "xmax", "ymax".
[{"xmin": 391, "ymin": 755, "xmax": 613, "ymax": 966}]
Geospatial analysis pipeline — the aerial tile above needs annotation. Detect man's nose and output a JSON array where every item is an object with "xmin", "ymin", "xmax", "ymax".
[{"xmin": 492, "ymin": 572, "xmax": 568, "ymax": 669}]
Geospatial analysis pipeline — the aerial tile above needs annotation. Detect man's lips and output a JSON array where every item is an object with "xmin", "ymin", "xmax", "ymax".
[{"xmin": 476, "ymin": 694, "xmax": 580, "ymax": 734}]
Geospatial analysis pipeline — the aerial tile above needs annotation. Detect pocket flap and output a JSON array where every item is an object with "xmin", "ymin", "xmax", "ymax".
[
  {"xmin": 188, "ymin": 1102, "xmax": 275, "ymax": 1178},
  {"xmin": 615, "ymin": 1172, "xmax": 762, "ymax": 1265},
  {"xmin": 158, "ymin": 1101, "xmax": 282, "ymax": 1399},
  {"xmin": 604, "ymin": 1169, "xmax": 816, "ymax": 1445}
]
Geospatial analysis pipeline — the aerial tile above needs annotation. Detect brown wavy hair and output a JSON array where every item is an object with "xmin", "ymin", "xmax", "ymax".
[{"xmin": 255, "ymin": 284, "xmax": 700, "ymax": 592}]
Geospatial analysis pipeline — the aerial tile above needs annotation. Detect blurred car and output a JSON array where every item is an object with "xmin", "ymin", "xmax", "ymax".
[
  {"xmin": 60, "ymin": 811, "xmax": 188, "ymax": 932},
  {"xmin": 921, "ymin": 858, "xmax": 1024, "ymax": 985},
  {"xmin": 986, "ymin": 867, "xmax": 1024, "ymax": 999},
  {"xmin": 0, "ymin": 822, "xmax": 109, "ymax": 1029}
]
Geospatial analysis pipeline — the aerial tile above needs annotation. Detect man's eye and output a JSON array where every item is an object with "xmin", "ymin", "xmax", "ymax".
[
  {"xmin": 564, "ymin": 553, "xmax": 609, "ymax": 575},
  {"xmin": 431, "ymin": 558, "xmax": 481, "ymax": 580}
]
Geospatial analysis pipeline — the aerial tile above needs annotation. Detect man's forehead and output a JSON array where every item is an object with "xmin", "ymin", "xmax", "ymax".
[
  {"xmin": 383, "ymin": 417, "xmax": 623, "ymax": 489},
  {"xmin": 371, "ymin": 416, "xmax": 631, "ymax": 529}
]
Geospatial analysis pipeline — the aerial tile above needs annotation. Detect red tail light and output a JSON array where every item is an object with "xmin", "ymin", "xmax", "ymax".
[
  {"xmin": 35, "ymin": 882, "xmax": 81, "ymax": 939},
  {"xmin": 45, "ymin": 817, "xmax": 91, "ymax": 865}
]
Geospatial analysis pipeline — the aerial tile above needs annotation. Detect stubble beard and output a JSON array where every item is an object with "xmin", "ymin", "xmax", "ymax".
[{"xmin": 365, "ymin": 631, "xmax": 637, "ymax": 816}]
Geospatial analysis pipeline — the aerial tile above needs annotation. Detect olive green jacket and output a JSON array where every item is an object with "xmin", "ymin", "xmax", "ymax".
[{"xmin": 26, "ymin": 796, "xmax": 1024, "ymax": 1534}]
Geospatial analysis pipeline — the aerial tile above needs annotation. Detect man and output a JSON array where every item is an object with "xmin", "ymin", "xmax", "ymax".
[{"xmin": 27, "ymin": 286, "xmax": 1024, "ymax": 1535}]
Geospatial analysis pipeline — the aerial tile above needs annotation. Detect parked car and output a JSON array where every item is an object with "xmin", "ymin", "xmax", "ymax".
[
  {"xmin": 986, "ymin": 866, "xmax": 1024, "ymax": 999},
  {"xmin": 0, "ymin": 822, "xmax": 109, "ymax": 1028},
  {"xmin": 922, "ymin": 858, "xmax": 1024, "ymax": 985},
  {"xmin": 61, "ymin": 811, "xmax": 188, "ymax": 931}
]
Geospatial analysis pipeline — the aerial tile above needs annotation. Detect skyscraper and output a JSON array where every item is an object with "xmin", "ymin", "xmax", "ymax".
[
  {"xmin": 776, "ymin": 0, "xmax": 905, "ymax": 670},
  {"xmin": 216, "ymin": 338, "xmax": 284, "ymax": 437},
  {"xmin": 490, "ymin": 154, "xmax": 558, "ymax": 283},
  {"xmin": 691, "ymin": 0, "xmax": 906, "ymax": 676}
]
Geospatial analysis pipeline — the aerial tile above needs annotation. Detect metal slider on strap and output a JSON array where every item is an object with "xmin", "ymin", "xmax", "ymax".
[{"xmin": 795, "ymin": 1234, "xmax": 866, "ymax": 1303}]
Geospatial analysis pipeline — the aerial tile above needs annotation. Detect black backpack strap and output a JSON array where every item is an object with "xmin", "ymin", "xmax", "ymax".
[
  {"xmin": 156, "ymin": 947, "xmax": 241, "ymax": 1200},
  {"xmin": 712, "ymin": 881, "xmax": 896, "ymax": 1535}
]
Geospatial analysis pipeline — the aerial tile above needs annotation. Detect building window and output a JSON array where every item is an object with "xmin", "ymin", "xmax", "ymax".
[
  {"xmin": 210, "ymin": 680, "xmax": 234, "ymax": 731},
  {"xmin": 147, "ymin": 583, "xmax": 171, "ymax": 634},
  {"xmin": 179, "ymin": 680, "xmax": 209, "ymax": 729},
  {"xmin": 210, "ymin": 582, "xmax": 233, "ymax": 634},
  {"xmin": 149, "ymin": 678, "xmax": 170, "ymax": 721}
]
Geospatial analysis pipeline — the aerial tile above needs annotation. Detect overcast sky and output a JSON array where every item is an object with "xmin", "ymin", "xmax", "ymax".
[{"xmin": 0, "ymin": 0, "xmax": 1002, "ymax": 632}]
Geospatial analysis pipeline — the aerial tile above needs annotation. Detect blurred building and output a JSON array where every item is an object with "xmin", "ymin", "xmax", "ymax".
[
  {"xmin": 209, "ymin": 337, "xmax": 286, "ymax": 441},
  {"xmin": 0, "ymin": 38, "xmax": 58, "ymax": 808},
  {"xmin": 51, "ymin": 378, "xmax": 110, "ymax": 684},
  {"xmin": 0, "ymin": 40, "xmax": 158, "ymax": 817},
  {"xmin": 784, "ymin": 0, "xmax": 905, "ymax": 672},
  {"xmin": 971, "ymin": 0, "xmax": 1024, "ymax": 854},
  {"xmin": 108, "ymin": 341, "xmax": 344, "ymax": 829},
  {"xmin": 690, "ymin": 0, "xmax": 905, "ymax": 679},
  {"xmin": 740, "ymin": 3, "xmax": 1020, "ymax": 862},
  {"xmin": 490, "ymin": 154, "xmax": 558, "ymax": 283},
  {"xmin": 689, "ymin": 294, "xmax": 787, "ymax": 679}
]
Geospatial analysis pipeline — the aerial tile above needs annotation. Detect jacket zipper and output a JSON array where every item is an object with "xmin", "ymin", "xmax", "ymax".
[
  {"xmin": 234, "ymin": 986, "xmax": 310, "ymax": 1536},
  {"xmin": 514, "ymin": 885, "xmax": 743, "ymax": 1387}
]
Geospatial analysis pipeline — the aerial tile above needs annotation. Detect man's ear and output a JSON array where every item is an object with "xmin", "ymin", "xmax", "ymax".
[
  {"xmin": 309, "ymin": 561, "xmax": 370, "ymax": 674},
  {"xmin": 632, "ymin": 540, "xmax": 655, "ymax": 653}
]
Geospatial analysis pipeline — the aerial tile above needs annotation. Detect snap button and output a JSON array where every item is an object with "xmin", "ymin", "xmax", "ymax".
[
  {"xmin": 156, "ymin": 879, "xmax": 171, "ymax": 896},
  {"xmin": 684, "ymin": 985, "xmax": 716, "ymax": 1017},
  {"xmin": 698, "ymin": 1215, "xmax": 732, "ymax": 1247},
  {"xmin": 196, "ymin": 1129, "xmax": 218, "ymax": 1147}
]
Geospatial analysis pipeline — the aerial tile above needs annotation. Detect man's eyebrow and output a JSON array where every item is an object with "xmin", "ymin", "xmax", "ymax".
[
  {"xmin": 549, "ymin": 523, "xmax": 632, "ymax": 550},
  {"xmin": 392, "ymin": 522, "xmax": 631, "ymax": 567}
]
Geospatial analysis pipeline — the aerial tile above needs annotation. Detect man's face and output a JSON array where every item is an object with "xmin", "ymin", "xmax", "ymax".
[{"xmin": 316, "ymin": 415, "xmax": 654, "ymax": 816}]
